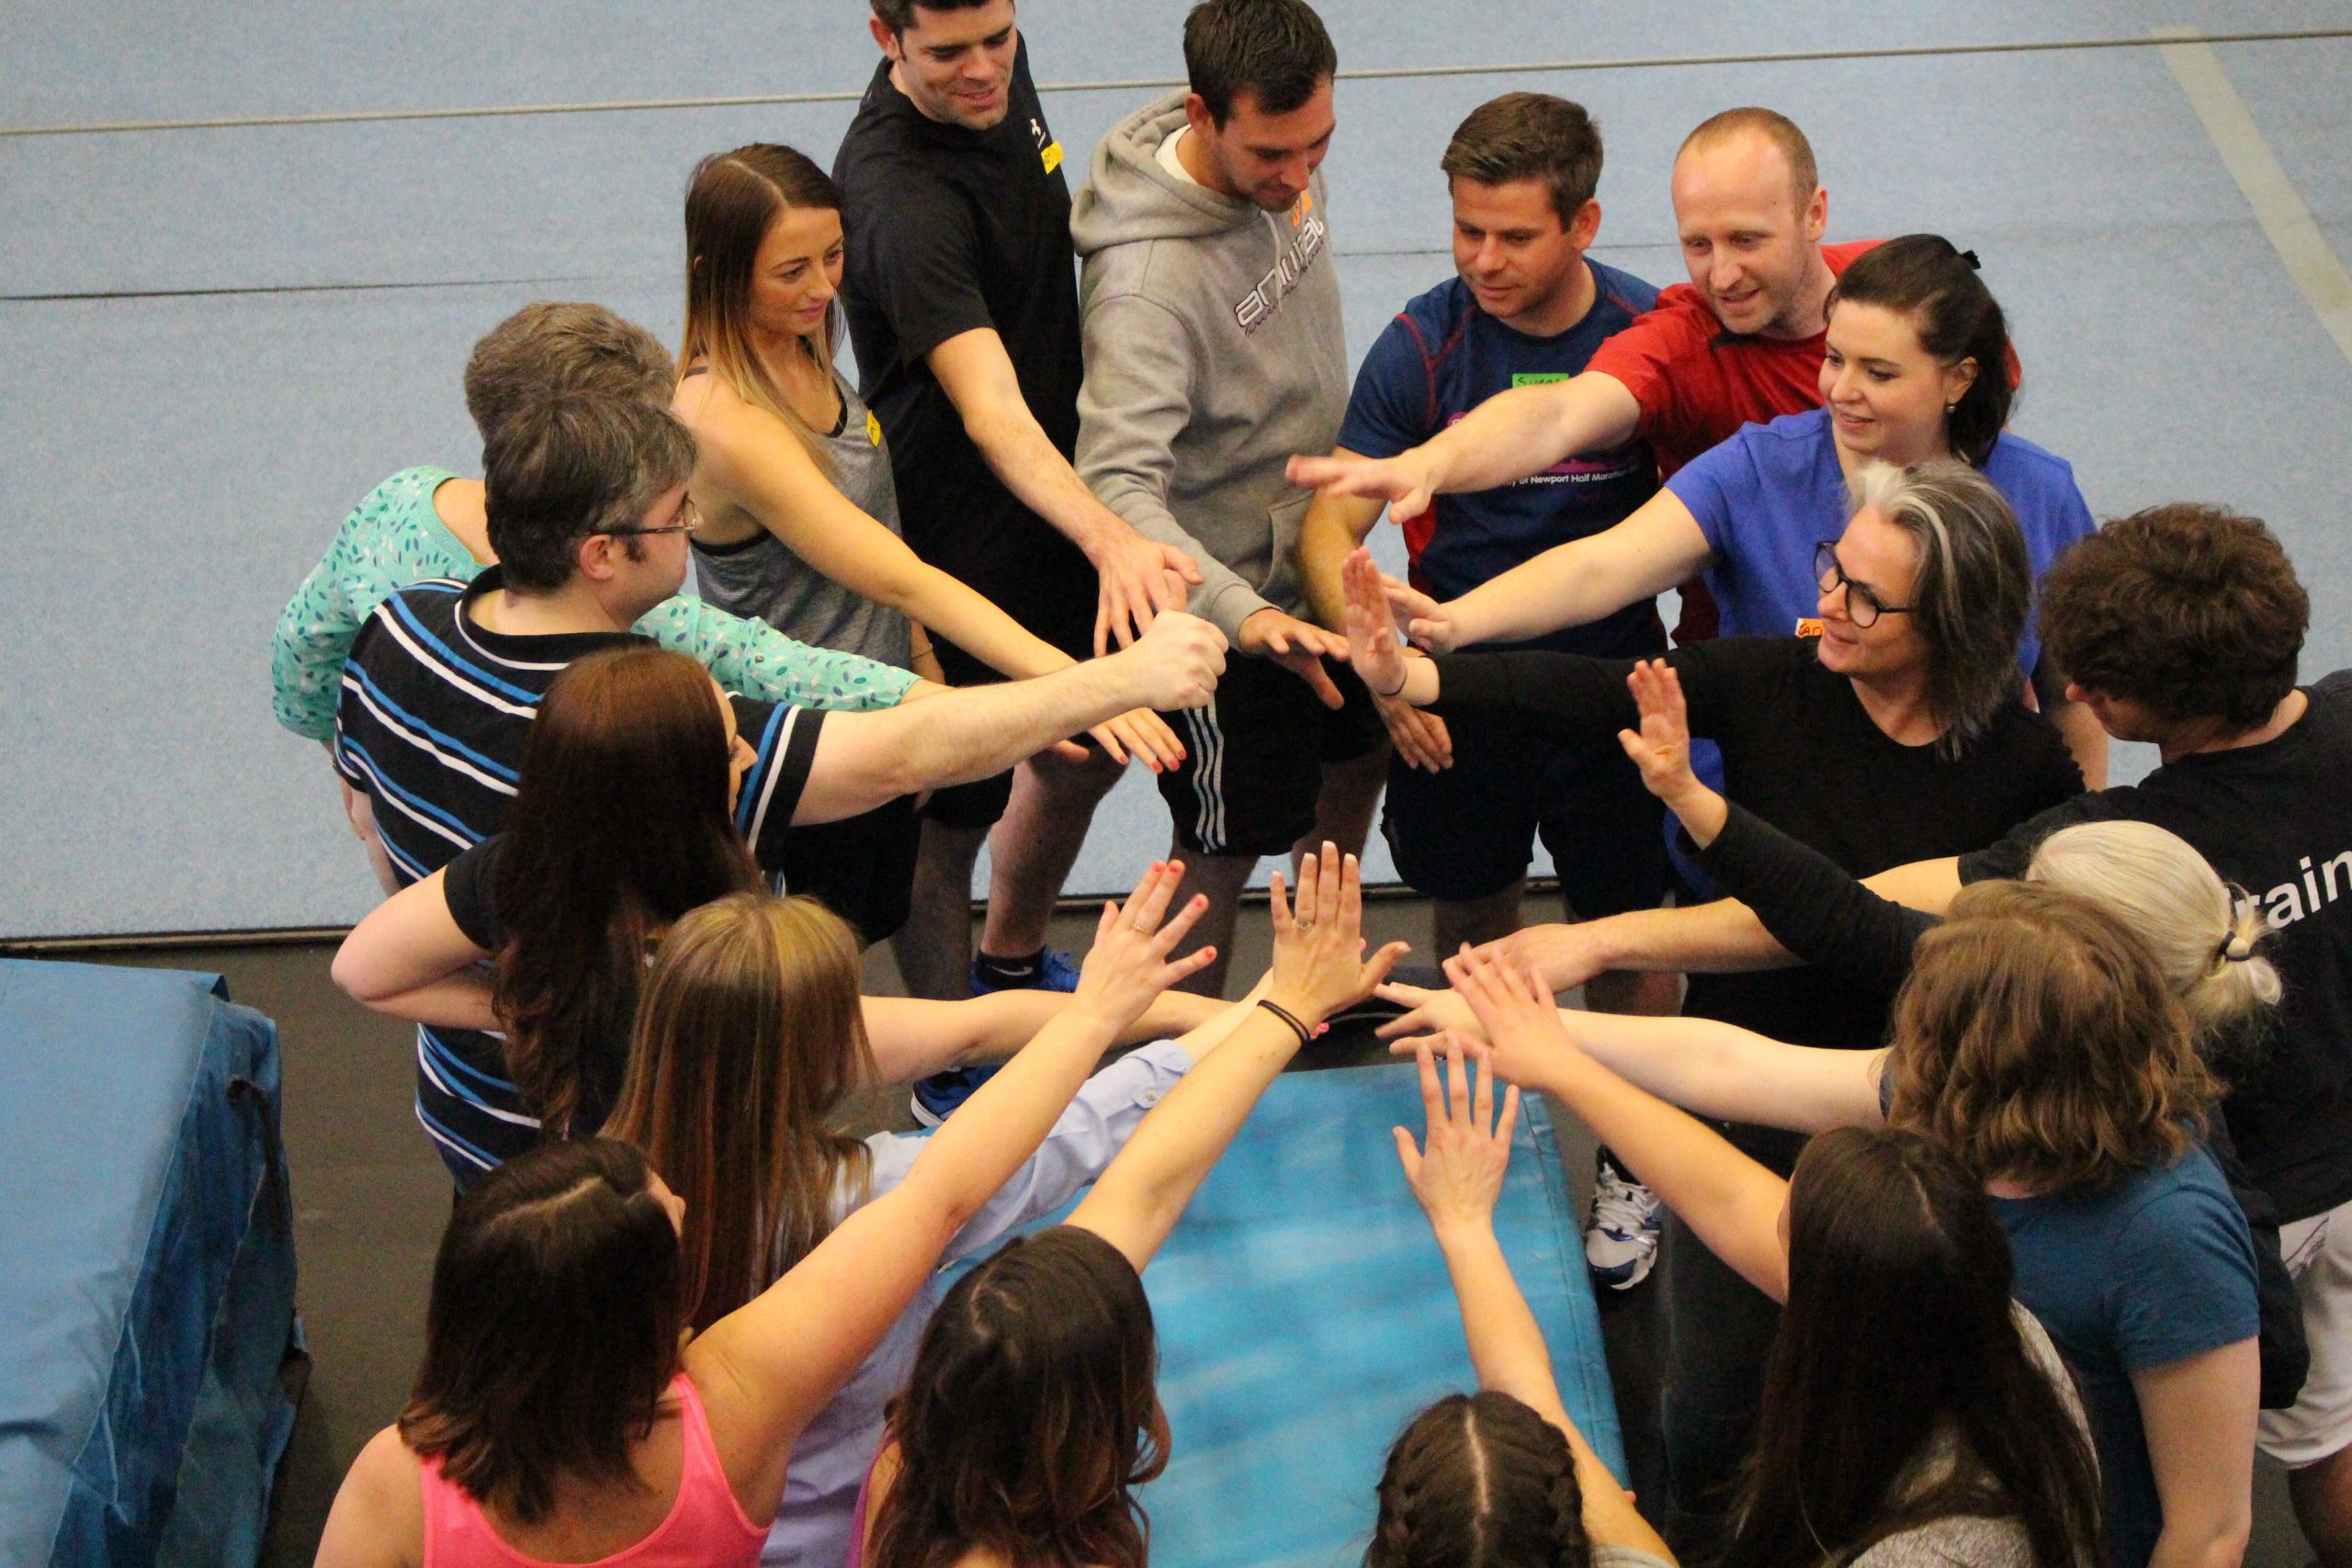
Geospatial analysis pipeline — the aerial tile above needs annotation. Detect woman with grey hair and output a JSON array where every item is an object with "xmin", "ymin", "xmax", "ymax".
[{"xmin": 1343, "ymin": 455, "xmax": 2090, "ymax": 1553}]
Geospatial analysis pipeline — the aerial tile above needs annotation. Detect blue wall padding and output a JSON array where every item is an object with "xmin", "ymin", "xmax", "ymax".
[
  {"xmin": 1130, "ymin": 1063, "xmax": 1622, "ymax": 1568},
  {"xmin": 0, "ymin": 961, "xmax": 300, "ymax": 1568}
]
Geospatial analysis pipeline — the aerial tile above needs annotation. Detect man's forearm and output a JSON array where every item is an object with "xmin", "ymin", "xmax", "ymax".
[
  {"xmin": 1299, "ymin": 491, "xmax": 1384, "ymax": 633},
  {"xmin": 1423, "ymin": 372, "xmax": 1642, "ymax": 496},
  {"xmin": 889, "ymin": 657, "xmax": 1144, "ymax": 791},
  {"xmin": 1582, "ymin": 897, "xmax": 1800, "ymax": 975}
]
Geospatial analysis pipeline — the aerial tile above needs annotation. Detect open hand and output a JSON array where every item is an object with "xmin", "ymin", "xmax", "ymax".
[
  {"xmin": 1374, "ymin": 979, "xmax": 1480, "ymax": 1044},
  {"xmin": 1376, "ymin": 692, "xmax": 1453, "ymax": 772},
  {"xmin": 1073, "ymin": 860, "xmax": 1218, "ymax": 1031},
  {"xmin": 1285, "ymin": 449, "xmax": 1437, "ymax": 520},
  {"xmin": 1394, "ymin": 1032, "xmax": 1520, "ymax": 1234},
  {"xmin": 1089, "ymin": 527, "xmax": 1203, "ymax": 655},
  {"xmin": 1089, "ymin": 706, "xmax": 1187, "ymax": 772},
  {"xmin": 1266, "ymin": 840, "xmax": 1411, "ymax": 1024},
  {"xmin": 1464, "ymin": 922, "xmax": 1610, "ymax": 993},
  {"xmin": 1442, "ymin": 945, "xmax": 1580, "ymax": 1090},
  {"xmin": 1341, "ymin": 547, "xmax": 1412, "ymax": 699},
  {"xmin": 1237, "ymin": 607, "xmax": 1348, "ymax": 710}
]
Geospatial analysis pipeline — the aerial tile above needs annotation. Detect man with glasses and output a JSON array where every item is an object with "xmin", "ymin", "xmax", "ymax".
[{"xmin": 334, "ymin": 389, "xmax": 1227, "ymax": 1181}]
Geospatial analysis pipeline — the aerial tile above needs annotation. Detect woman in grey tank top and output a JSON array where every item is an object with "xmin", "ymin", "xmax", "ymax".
[{"xmin": 672, "ymin": 143, "xmax": 1179, "ymax": 772}]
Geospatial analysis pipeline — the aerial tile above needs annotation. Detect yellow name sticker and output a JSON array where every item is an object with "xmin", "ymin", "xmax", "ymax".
[
  {"xmin": 866, "ymin": 411, "xmax": 883, "ymax": 447},
  {"xmin": 1042, "ymin": 140, "xmax": 1063, "ymax": 173}
]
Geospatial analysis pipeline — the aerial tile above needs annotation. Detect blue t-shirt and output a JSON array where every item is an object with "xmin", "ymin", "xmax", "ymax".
[
  {"xmin": 1995, "ymin": 1145, "xmax": 2259, "ymax": 1568},
  {"xmin": 1337, "ymin": 262, "xmax": 1664, "ymax": 658},
  {"xmin": 1665, "ymin": 407, "xmax": 2098, "ymax": 674}
]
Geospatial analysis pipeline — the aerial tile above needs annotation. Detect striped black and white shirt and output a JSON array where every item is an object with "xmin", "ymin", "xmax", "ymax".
[{"xmin": 334, "ymin": 570, "xmax": 824, "ymax": 1183}]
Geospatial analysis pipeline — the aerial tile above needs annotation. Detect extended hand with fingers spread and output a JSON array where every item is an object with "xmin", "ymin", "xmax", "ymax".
[
  {"xmin": 1070, "ymin": 859, "xmax": 1220, "ymax": 1033},
  {"xmin": 1616, "ymin": 659, "xmax": 1725, "ymax": 846},
  {"xmin": 1265, "ymin": 840, "xmax": 1412, "ymax": 1025},
  {"xmin": 1394, "ymin": 1034, "xmax": 1521, "ymax": 1238}
]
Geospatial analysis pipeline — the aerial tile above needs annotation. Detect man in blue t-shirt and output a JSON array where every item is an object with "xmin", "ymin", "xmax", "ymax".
[{"xmin": 1296, "ymin": 92, "xmax": 1679, "ymax": 1289}]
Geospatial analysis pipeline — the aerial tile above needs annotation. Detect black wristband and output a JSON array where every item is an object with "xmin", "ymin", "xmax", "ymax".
[{"xmin": 1256, "ymin": 997, "xmax": 1315, "ymax": 1046}]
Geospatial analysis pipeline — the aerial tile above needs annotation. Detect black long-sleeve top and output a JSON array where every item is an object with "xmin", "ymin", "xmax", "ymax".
[{"xmin": 1430, "ymin": 637, "xmax": 2084, "ymax": 1050}]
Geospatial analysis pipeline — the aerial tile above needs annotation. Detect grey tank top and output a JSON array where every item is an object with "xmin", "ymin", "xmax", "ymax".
[{"xmin": 689, "ymin": 368, "xmax": 913, "ymax": 670}]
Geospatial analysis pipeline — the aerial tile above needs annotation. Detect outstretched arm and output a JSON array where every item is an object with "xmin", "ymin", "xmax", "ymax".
[
  {"xmin": 689, "ymin": 861, "xmax": 1217, "ymax": 1516},
  {"xmin": 1446, "ymin": 951, "xmax": 1794, "ymax": 1303},
  {"xmin": 1397, "ymin": 1036, "xmax": 1671, "ymax": 1562},
  {"xmin": 932, "ymin": 326, "xmax": 1201, "ymax": 654},
  {"xmin": 1410, "ymin": 487, "xmax": 1712, "ymax": 652},
  {"xmin": 1285, "ymin": 371, "xmax": 1645, "ymax": 522},
  {"xmin": 858, "ymin": 987, "xmax": 1234, "ymax": 1085},
  {"xmin": 793, "ymin": 611, "xmax": 1226, "ymax": 824},
  {"xmin": 1068, "ymin": 845, "xmax": 1410, "ymax": 1269}
]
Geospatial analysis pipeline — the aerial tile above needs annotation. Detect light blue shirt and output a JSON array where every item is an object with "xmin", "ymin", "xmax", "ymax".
[
  {"xmin": 760, "ymin": 1039, "xmax": 1193, "ymax": 1568},
  {"xmin": 1666, "ymin": 408, "xmax": 2098, "ymax": 675}
]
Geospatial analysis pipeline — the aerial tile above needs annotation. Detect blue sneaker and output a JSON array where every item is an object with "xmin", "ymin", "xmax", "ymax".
[
  {"xmin": 910, "ymin": 951, "xmax": 1085, "ymax": 1124},
  {"xmin": 910, "ymin": 1065, "xmax": 997, "ymax": 1128},
  {"xmin": 1585, "ymin": 1153, "xmax": 1665, "ymax": 1291}
]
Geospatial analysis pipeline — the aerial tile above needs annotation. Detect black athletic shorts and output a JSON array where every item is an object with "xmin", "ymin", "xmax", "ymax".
[
  {"xmin": 919, "ymin": 545, "xmax": 1101, "ymax": 830},
  {"xmin": 1158, "ymin": 653, "xmax": 1384, "ymax": 858},
  {"xmin": 777, "ymin": 794, "xmax": 920, "ymax": 944},
  {"xmin": 1383, "ymin": 706, "xmax": 1670, "ymax": 915}
]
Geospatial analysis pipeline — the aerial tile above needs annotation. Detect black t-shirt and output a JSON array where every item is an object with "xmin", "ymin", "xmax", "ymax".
[
  {"xmin": 441, "ymin": 832, "xmax": 509, "ymax": 953},
  {"xmin": 1962, "ymin": 671, "xmax": 2352, "ymax": 1222},
  {"xmin": 1434, "ymin": 637, "xmax": 2085, "ymax": 1050},
  {"xmin": 833, "ymin": 39, "xmax": 1095, "ymax": 637}
]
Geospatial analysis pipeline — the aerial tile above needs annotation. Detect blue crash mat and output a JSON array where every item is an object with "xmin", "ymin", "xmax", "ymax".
[
  {"xmin": 0, "ymin": 960, "xmax": 299, "ymax": 1568},
  {"xmin": 1136, "ymin": 1062, "xmax": 1622, "ymax": 1568}
]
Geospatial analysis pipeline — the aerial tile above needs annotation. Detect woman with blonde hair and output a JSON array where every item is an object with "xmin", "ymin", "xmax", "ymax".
[{"xmin": 673, "ymin": 142, "xmax": 1180, "ymax": 968}]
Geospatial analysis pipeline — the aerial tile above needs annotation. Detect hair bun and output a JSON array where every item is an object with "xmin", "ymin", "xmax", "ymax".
[{"xmin": 1959, "ymin": 248, "xmax": 1981, "ymax": 270}]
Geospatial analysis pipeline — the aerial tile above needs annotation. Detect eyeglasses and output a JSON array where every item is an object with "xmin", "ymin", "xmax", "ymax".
[
  {"xmin": 604, "ymin": 496, "xmax": 702, "ymax": 539},
  {"xmin": 1814, "ymin": 540, "xmax": 1913, "ymax": 629}
]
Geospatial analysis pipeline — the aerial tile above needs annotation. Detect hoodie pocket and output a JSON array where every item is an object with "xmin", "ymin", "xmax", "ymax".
[{"xmin": 1253, "ymin": 491, "xmax": 1314, "ymax": 609}]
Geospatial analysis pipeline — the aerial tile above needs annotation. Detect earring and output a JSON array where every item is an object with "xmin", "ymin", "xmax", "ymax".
[{"xmin": 1944, "ymin": 401, "xmax": 1958, "ymax": 415}]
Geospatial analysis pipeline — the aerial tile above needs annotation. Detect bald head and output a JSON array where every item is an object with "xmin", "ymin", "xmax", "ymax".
[{"xmin": 1676, "ymin": 107, "xmax": 1817, "ymax": 213}]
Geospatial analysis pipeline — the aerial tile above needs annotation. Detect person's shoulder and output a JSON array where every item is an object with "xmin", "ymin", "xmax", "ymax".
[
  {"xmin": 1377, "ymin": 276, "xmax": 1478, "ymax": 358},
  {"xmin": 340, "ymin": 1424, "xmax": 426, "ymax": 1550},
  {"xmin": 1619, "ymin": 283, "xmax": 1716, "ymax": 343},
  {"xmin": 2308, "ymin": 670, "xmax": 2352, "ymax": 709},
  {"xmin": 1586, "ymin": 257, "xmax": 1661, "ymax": 318},
  {"xmin": 1984, "ymin": 430, "xmax": 2083, "ymax": 493},
  {"xmin": 1823, "ymin": 238, "xmax": 1883, "ymax": 274},
  {"xmin": 1847, "ymin": 1514, "xmax": 2034, "ymax": 1568},
  {"xmin": 1589, "ymin": 1542, "xmax": 1679, "ymax": 1568}
]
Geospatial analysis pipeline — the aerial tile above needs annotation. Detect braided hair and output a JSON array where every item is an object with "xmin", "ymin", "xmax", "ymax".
[{"xmin": 1366, "ymin": 1392, "xmax": 1592, "ymax": 1568}]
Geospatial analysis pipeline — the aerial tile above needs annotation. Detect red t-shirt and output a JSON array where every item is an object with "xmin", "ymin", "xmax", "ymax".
[{"xmin": 1588, "ymin": 239, "xmax": 1881, "ymax": 477}]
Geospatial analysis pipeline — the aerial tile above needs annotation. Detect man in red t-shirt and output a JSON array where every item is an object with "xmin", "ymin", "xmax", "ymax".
[{"xmin": 1289, "ymin": 107, "xmax": 1873, "ymax": 641}]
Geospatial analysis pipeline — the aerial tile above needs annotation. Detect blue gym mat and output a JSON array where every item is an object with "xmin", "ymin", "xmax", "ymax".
[
  {"xmin": 970, "ymin": 1060, "xmax": 1622, "ymax": 1568},
  {"xmin": 0, "ymin": 960, "xmax": 300, "ymax": 1568}
]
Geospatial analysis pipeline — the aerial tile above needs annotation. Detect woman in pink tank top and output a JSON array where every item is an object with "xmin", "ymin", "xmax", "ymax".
[{"xmin": 311, "ymin": 861, "xmax": 1227, "ymax": 1568}]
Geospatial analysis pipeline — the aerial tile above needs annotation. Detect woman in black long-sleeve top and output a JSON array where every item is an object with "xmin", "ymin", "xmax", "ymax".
[{"xmin": 1343, "ymin": 457, "xmax": 2084, "ymax": 1550}]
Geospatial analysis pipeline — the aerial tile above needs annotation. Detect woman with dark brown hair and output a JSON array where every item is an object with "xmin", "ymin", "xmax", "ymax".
[
  {"xmin": 855, "ymin": 847, "xmax": 1408, "ymax": 1568},
  {"xmin": 313, "ymin": 861, "xmax": 1221, "ymax": 1568},
  {"xmin": 673, "ymin": 142, "xmax": 1180, "ymax": 957},
  {"xmin": 1438, "ymin": 882, "xmax": 2257, "ymax": 1568}
]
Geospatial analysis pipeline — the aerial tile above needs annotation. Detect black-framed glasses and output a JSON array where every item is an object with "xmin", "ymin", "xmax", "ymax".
[
  {"xmin": 605, "ymin": 496, "xmax": 702, "ymax": 539},
  {"xmin": 1814, "ymin": 540, "xmax": 1912, "ymax": 629}
]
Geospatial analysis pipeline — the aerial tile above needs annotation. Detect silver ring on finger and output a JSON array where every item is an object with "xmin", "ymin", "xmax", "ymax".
[{"xmin": 1295, "ymin": 919, "xmax": 1315, "ymax": 933}]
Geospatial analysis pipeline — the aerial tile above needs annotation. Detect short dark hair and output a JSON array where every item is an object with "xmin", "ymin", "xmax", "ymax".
[
  {"xmin": 1677, "ymin": 106, "xmax": 1817, "ymax": 209},
  {"xmin": 1182, "ymin": 0, "xmax": 1336, "ymax": 125},
  {"xmin": 1828, "ymin": 236, "xmax": 2013, "ymax": 467},
  {"xmin": 869, "ymin": 0, "xmax": 993, "ymax": 39},
  {"xmin": 2040, "ymin": 503, "xmax": 2308, "ymax": 727},
  {"xmin": 482, "ymin": 390, "xmax": 697, "ymax": 593},
  {"xmin": 1367, "ymin": 1391, "xmax": 1591, "ymax": 1568},
  {"xmin": 1440, "ymin": 93, "xmax": 1603, "ymax": 226},
  {"xmin": 463, "ymin": 302, "xmax": 674, "ymax": 448},
  {"xmin": 397, "ymin": 1138, "xmax": 683, "ymax": 1525}
]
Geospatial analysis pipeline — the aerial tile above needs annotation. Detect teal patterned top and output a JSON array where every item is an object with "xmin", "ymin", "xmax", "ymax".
[{"xmin": 271, "ymin": 467, "xmax": 919, "ymax": 739}]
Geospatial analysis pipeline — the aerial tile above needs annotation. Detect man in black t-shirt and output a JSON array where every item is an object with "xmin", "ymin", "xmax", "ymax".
[{"xmin": 837, "ymin": 0, "xmax": 1205, "ymax": 1023}]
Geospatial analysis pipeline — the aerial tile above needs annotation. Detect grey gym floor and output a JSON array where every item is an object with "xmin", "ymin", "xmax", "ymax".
[{"xmin": 8, "ymin": 3, "xmax": 2350, "ymax": 1562}]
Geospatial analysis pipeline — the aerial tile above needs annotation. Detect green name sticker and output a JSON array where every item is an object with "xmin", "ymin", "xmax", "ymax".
[{"xmin": 1510, "ymin": 372, "xmax": 1572, "ymax": 387}]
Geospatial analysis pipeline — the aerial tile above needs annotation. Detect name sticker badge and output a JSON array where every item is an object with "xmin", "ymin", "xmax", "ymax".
[
  {"xmin": 1511, "ymin": 373, "xmax": 1571, "ymax": 388},
  {"xmin": 1042, "ymin": 140, "xmax": 1063, "ymax": 173},
  {"xmin": 1794, "ymin": 617, "xmax": 1824, "ymax": 638},
  {"xmin": 866, "ymin": 411, "xmax": 883, "ymax": 447}
]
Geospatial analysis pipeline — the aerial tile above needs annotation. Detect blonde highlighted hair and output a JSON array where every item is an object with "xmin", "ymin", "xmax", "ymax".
[
  {"xmin": 603, "ymin": 891, "xmax": 875, "ymax": 1331},
  {"xmin": 680, "ymin": 143, "xmax": 843, "ymax": 479},
  {"xmin": 2028, "ymin": 818, "xmax": 2279, "ymax": 1037},
  {"xmin": 1886, "ymin": 881, "xmax": 2220, "ymax": 1193}
]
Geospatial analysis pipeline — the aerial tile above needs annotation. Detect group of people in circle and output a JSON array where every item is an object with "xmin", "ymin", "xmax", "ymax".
[{"xmin": 270, "ymin": 1, "xmax": 2352, "ymax": 1566}]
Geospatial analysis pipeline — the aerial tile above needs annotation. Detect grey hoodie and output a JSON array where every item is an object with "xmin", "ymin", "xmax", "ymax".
[{"xmin": 1070, "ymin": 93, "xmax": 1348, "ymax": 640}]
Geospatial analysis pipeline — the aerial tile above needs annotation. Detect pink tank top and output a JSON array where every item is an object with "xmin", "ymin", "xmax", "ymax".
[{"xmin": 420, "ymin": 1373, "xmax": 765, "ymax": 1568}]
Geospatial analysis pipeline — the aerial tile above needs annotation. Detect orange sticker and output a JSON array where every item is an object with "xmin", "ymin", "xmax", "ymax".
[{"xmin": 1794, "ymin": 617, "xmax": 1824, "ymax": 638}]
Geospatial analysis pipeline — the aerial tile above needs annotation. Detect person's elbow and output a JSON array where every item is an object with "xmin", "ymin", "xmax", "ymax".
[{"xmin": 329, "ymin": 939, "xmax": 394, "ymax": 1008}]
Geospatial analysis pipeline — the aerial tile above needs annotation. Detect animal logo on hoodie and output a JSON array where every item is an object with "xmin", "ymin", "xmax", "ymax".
[{"xmin": 1234, "ymin": 191, "xmax": 1326, "ymax": 335}]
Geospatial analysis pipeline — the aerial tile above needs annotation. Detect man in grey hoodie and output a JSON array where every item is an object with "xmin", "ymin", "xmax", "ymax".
[{"xmin": 1072, "ymin": 0, "xmax": 1384, "ymax": 993}]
